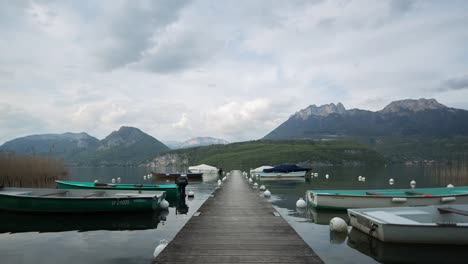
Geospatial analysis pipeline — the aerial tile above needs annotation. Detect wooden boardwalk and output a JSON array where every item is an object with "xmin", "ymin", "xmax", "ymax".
[{"xmin": 153, "ymin": 171, "xmax": 323, "ymax": 263}]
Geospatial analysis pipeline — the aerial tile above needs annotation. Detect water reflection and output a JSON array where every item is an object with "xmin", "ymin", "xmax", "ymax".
[
  {"xmin": 176, "ymin": 196, "xmax": 189, "ymax": 215},
  {"xmin": 0, "ymin": 210, "xmax": 163, "ymax": 233},
  {"xmin": 347, "ymin": 228, "xmax": 468, "ymax": 264},
  {"xmin": 308, "ymin": 208, "xmax": 349, "ymax": 225}
]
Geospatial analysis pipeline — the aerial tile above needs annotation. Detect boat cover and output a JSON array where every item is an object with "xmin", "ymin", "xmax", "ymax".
[{"xmin": 263, "ymin": 164, "xmax": 310, "ymax": 173}]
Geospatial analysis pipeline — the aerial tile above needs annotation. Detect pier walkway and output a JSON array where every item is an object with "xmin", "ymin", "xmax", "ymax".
[{"xmin": 153, "ymin": 171, "xmax": 323, "ymax": 263}]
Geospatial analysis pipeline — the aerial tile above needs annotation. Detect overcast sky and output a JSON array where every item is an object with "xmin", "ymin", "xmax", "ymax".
[{"xmin": 1, "ymin": 0, "xmax": 467, "ymax": 144}]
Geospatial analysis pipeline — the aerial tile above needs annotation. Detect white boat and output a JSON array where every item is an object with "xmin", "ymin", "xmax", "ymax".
[
  {"xmin": 187, "ymin": 164, "xmax": 218, "ymax": 173},
  {"xmin": 347, "ymin": 228, "xmax": 468, "ymax": 263},
  {"xmin": 256, "ymin": 164, "xmax": 309, "ymax": 181},
  {"xmin": 348, "ymin": 205, "xmax": 468, "ymax": 245},
  {"xmin": 307, "ymin": 186, "xmax": 468, "ymax": 210}
]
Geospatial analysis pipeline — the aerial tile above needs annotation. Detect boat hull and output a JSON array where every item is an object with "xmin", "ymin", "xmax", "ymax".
[
  {"xmin": 151, "ymin": 172, "xmax": 203, "ymax": 179},
  {"xmin": 257, "ymin": 171, "xmax": 307, "ymax": 181},
  {"xmin": 56, "ymin": 180, "xmax": 178, "ymax": 200},
  {"xmin": 0, "ymin": 188, "xmax": 165, "ymax": 213},
  {"xmin": 307, "ymin": 186, "xmax": 468, "ymax": 210},
  {"xmin": 348, "ymin": 205, "xmax": 468, "ymax": 245}
]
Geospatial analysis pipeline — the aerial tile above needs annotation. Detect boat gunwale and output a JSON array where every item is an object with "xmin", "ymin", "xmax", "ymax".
[
  {"xmin": 56, "ymin": 180, "xmax": 177, "ymax": 189},
  {"xmin": 0, "ymin": 193, "xmax": 160, "ymax": 200}
]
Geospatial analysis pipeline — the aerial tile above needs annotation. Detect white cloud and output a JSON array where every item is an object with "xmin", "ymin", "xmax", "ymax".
[{"xmin": 0, "ymin": 0, "xmax": 467, "ymax": 144}]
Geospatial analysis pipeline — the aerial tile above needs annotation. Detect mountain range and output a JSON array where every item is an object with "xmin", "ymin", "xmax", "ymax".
[
  {"xmin": 264, "ymin": 99, "xmax": 468, "ymax": 139},
  {"xmin": 0, "ymin": 126, "xmax": 169, "ymax": 166},
  {"xmin": 164, "ymin": 137, "xmax": 229, "ymax": 149}
]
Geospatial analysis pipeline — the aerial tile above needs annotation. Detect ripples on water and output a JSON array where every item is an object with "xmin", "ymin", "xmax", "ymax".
[{"xmin": 0, "ymin": 164, "xmax": 467, "ymax": 263}]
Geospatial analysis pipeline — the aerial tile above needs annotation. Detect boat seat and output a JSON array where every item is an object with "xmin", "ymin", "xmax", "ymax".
[{"xmin": 365, "ymin": 211, "xmax": 421, "ymax": 224}]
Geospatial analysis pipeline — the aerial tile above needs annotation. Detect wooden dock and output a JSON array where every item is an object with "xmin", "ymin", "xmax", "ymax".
[{"xmin": 153, "ymin": 171, "xmax": 323, "ymax": 263}]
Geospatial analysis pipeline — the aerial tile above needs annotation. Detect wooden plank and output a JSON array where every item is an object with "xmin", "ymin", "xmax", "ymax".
[{"xmin": 153, "ymin": 171, "xmax": 323, "ymax": 263}]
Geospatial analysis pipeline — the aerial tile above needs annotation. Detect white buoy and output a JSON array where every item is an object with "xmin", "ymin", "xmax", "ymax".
[
  {"xmin": 153, "ymin": 239, "xmax": 168, "ymax": 258},
  {"xmin": 253, "ymin": 182, "xmax": 258, "ymax": 188},
  {"xmin": 410, "ymin": 180, "xmax": 416, "ymax": 189},
  {"xmin": 117, "ymin": 177, "xmax": 121, "ymax": 183},
  {"xmin": 111, "ymin": 178, "xmax": 116, "ymax": 184},
  {"xmin": 361, "ymin": 177, "xmax": 366, "ymax": 182},
  {"xmin": 263, "ymin": 189, "xmax": 271, "ymax": 197},
  {"xmin": 447, "ymin": 184, "xmax": 454, "ymax": 188},
  {"xmin": 314, "ymin": 173, "xmax": 318, "ymax": 177},
  {"xmin": 222, "ymin": 176, "xmax": 227, "ymax": 181},
  {"xmin": 94, "ymin": 179, "xmax": 98, "ymax": 183},
  {"xmin": 143, "ymin": 175, "xmax": 147, "ymax": 180},
  {"xmin": 389, "ymin": 178, "xmax": 394, "ymax": 185},
  {"xmin": 218, "ymin": 181, "xmax": 222, "ymax": 186},
  {"xmin": 325, "ymin": 174, "xmax": 329, "ymax": 179},
  {"xmin": 159, "ymin": 199, "xmax": 169, "ymax": 209},
  {"xmin": 259, "ymin": 185, "xmax": 266, "ymax": 191},
  {"xmin": 358, "ymin": 176, "xmax": 362, "ymax": 181},
  {"xmin": 248, "ymin": 178, "xmax": 253, "ymax": 183},
  {"xmin": 329, "ymin": 217, "xmax": 348, "ymax": 232},
  {"xmin": 296, "ymin": 197, "xmax": 306, "ymax": 208},
  {"xmin": 148, "ymin": 174, "xmax": 152, "ymax": 178},
  {"xmin": 188, "ymin": 191, "xmax": 195, "ymax": 197}
]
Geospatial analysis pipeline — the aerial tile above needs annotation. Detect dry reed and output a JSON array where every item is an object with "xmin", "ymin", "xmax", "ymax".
[{"xmin": 0, "ymin": 153, "xmax": 68, "ymax": 188}]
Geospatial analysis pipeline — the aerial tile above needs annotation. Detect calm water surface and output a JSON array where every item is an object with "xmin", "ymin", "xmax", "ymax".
[{"xmin": 1, "ymin": 163, "xmax": 467, "ymax": 263}]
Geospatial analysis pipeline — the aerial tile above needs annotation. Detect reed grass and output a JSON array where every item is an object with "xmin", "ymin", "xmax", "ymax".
[{"xmin": 0, "ymin": 153, "xmax": 68, "ymax": 188}]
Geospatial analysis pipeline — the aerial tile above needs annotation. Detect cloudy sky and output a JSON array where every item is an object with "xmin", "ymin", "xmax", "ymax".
[{"xmin": 1, "ymin": 0, "xmax": 467, "ymax": 144}]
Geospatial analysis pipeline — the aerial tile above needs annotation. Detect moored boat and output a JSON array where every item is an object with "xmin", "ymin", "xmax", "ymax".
[
  {"xmin": 0, "ymin": 187, "xmax": 165, "ymax": 213},
  {"xmin": 348, "ymin": 205, "xmax": 468, "ymax": 245},
  {"xmin": 307, "ymin": 186, "xmax": 468, "ymax": 210},
  {"xmin": 56, "ymin": 180, "xmax": 178, "ymax": 200},
  {"xmin": 256, "ymin": 163, "xmax": 310, "ymax": 180},
  {"xmin": 151, "ymin": 172, "xmax": 203, "ymax": 179}
]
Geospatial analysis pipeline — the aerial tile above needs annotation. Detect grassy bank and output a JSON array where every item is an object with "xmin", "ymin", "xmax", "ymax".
[
  {"xmin": 0, "ymin": 153, "xmax": 68, "ymax": 188},
  {"xmin": 151, "ymin": 140, "xmax": 385, "ymax": 171}
]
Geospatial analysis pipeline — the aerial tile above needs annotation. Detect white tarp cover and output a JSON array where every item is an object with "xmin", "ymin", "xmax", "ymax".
[
  {"xmin": 188, "ymin": 164, "xmax": 218, "ymax": 172},
  {"xmin": 250, "ymin": 166, "xmax": 273, "ymax": 173}
]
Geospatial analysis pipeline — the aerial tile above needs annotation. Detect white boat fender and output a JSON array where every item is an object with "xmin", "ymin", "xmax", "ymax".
[
  {"xmin": 392, "ymin": 197, "xmax": 407, "ymax": 203},
  {"xmin": 447, "ymin": 184, "xmax": 454, "ymax": 188},
  {"xmin": 314, "ymin": 173, "xmax": 318, "ymax": 177},
  {"xmin": 222, "ymin": 177, "xmax": 227, "ymax": 181},
  {"xmin": 358, "ymin": 176, "xmax": 362, "ymax": 181},
  {"xmin": 187, "ymin": 191, "xmax": 195, "ymax": 198},
  {"xmin": 441, "ymin": 196, "xmax": 456, "ymax": 203},
  {"xmin": 410, "ymin": 180, "xmax": 416, "ymax": 188},
  {"xmin": 329, "ymin": 217, "xmax": 348, "ymax": 232},
  {"xmin": 389, "ymin": 178, "xmax": 394, "ymax": 185},
  {"xmin": 117, "ymin": 177, "xmax": 121, "ymax": 183},
  {"xmin": 325, "ymin": 174, "xmax": 329, "ymax": 179},
  {"xmin": 253, "ymin": 183, "xmax": 258, "ymax": 188},
  {"xmin": 259, "ymin": 185, "xmax": 266, "ymax": 191},
  {"xmin": 159, "ymin": 199, "xmax": 169, "ymax": 209},
  {"xmin": 248, "ymin": 178, "xmax": 253, "ymax": 183},
  {"xmin": 361, "ymin": 177, "xmax": 366, "ymax": 182},
  {"xmin": 111, "ymin": 178, "xmax": 116, "ymax": 184},
  {"xmin": 94, "ymin": 179, "xmax": 98, "ymax": 183},
  {"xmin": 143, "ymin": 175, "xmax": 147, "ymax": 180},
  {"xmin": 263, "ymin": 190, "xmax": 271, "ymax": 197},
  {"xmin": 296, "ymin": 197, "xmax": 306, "ymax": 208},
  {"xmin": 153, "ymin": 239, "xmax": 168, "ymax": 258}
]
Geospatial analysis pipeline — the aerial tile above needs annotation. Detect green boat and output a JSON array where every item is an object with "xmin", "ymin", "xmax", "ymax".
[
  {"xmin": 0, "ymin": 187, "xmax": 165, "ymax": 213},
  {"xmin": 0, "ymin": 210, "xmax": 163, "ymax": 233},
  {"xmin": 56, "ymin": 180, "xmax": 178, "ymax": 200}
]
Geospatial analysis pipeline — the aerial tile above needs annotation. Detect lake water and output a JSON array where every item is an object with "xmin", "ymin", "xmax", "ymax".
[{"xmin": 1, "ymin": 163, "xmax": 467, "ymax": 263}]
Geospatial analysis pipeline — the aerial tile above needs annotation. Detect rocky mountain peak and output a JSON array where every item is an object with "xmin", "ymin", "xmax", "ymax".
[
  {"xmin": 99, "ymin": 126, "xmax": 146, "ymax": 149},
  {"xmin": 380, "ymin": 98, "xmax": 447, "ymax": 113},
  {"xmin": 294, "ymin": 103, "xmax": 346, "ymax": 120}
]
